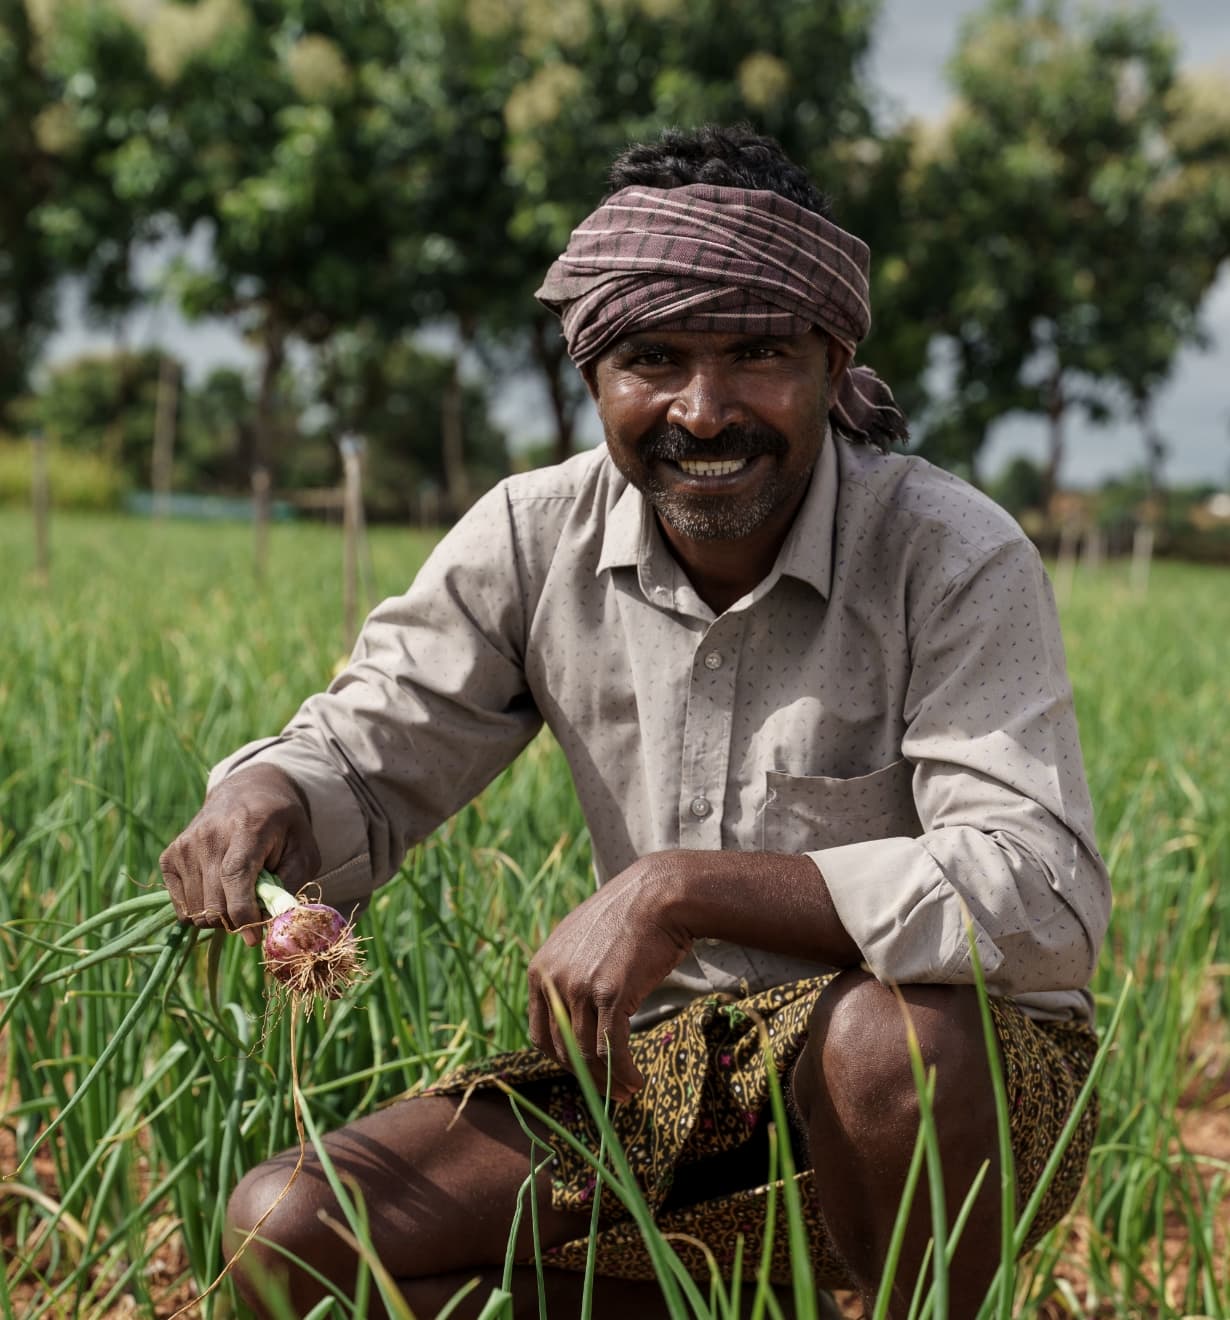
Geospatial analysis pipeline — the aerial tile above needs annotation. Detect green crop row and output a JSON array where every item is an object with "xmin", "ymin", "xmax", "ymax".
[{"xmin": 1, "ymin": 511, "xmax": 1226, "ymax": 1318}]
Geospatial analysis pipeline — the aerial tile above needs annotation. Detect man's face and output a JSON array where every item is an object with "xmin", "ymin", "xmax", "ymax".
[{"xmin": 588, "ymin": 329, "xmax": 833, "ymax": 546}]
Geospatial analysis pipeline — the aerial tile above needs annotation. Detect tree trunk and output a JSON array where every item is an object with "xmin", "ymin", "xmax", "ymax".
[
  {"xmin": 440, "ymin": 316, "xmax": 478, "ymax": 520},
  {"xmin": 1137, "ymin": 396, "xmax": 1167, "ymax": 523},
  {"xmin": 252, "ymin": 323, "xmax": 286, "ymax": 580},
  {"xmin": 530, "ymin": 316, "xmax": 580, "ymax": 466},
  {"xmin": 440, "ymin": 353, "xmax": 468, "ymax": 521}
]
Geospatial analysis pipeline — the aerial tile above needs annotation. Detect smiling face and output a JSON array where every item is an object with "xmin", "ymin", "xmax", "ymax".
[{"xmin": 589, "ymin": 328, "xmax": 833, "ymax": 552}]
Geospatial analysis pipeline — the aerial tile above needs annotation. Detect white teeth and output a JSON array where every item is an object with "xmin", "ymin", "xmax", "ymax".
[{"xmin": 677, "ymin": 458, "xmax": 748, "ymax": 477}]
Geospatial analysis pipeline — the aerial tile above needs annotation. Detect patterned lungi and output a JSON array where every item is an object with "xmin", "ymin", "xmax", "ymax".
[{"xmin": 425, "ymin": 975, "xmax": 1098, "ymax": 1288}]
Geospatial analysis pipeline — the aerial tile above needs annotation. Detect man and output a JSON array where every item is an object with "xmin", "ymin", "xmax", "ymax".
[{"xmin": 161, "ymin": 125, "xmax": 1109, "ymax": 1319}]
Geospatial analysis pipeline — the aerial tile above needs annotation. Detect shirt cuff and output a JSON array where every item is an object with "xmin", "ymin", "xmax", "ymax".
[
  {"xmin": 207, "ymin": 736, "xmax": 376, "ymax": 910},
  {"xmin": 807, "ymin": 836, "xmax": 1004, "ymax": 985}
]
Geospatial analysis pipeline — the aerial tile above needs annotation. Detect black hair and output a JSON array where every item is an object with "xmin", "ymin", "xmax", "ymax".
[{"xmin": 605, "ymin": 123, "xmax": 833, "ymax": 220}]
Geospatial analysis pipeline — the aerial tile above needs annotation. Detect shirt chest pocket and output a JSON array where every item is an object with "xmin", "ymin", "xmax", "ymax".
[{"xmin": 761, "ymin": 758, "xmax": 921, "ymax": 854}]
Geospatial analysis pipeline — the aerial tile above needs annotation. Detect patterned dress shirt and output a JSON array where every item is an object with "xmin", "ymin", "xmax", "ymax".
[{"xmin": 211, "ymin": 435, "xmax": 1110, "ymax": 1025}]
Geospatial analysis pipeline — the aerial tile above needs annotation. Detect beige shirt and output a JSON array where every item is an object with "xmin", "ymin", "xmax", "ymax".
[{"xmin": 212, "ymin": 435, "xmax": 1109, "ymax": 1024}]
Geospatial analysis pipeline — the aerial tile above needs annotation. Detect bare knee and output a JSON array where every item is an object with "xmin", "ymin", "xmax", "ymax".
[
  {"xmin": 792, "ymin": 969, "xmax": 994, "ymax": 1145},
  {"xmin": 223, "ymin": 1156, "xmax": 325, "ymax": 1311}
]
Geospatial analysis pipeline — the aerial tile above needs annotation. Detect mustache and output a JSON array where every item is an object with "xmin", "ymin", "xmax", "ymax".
[{"xmin": 640, "ymin": 422, "xmax": 788, "ymax": 463}]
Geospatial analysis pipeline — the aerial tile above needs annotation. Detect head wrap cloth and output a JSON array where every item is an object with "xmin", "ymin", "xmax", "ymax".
[{"xmin": 536, "ymin": 183, "xmax": 907, "ymax": 447}]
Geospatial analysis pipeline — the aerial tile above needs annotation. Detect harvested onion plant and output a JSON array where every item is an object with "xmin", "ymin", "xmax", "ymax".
[
  {"xmin": 2, "ymin": 512, "xmax": 1228, "ymax": 1319},
  {"xmin": 258, "ymin": 878, "xmax": 366, "ymax": 1011}
]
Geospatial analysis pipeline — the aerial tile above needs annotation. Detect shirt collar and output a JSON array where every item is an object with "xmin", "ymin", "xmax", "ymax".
[
  {"xmin": 774, "ymin": 427, "xmax": 837, "ymax": 601},
  {"xmin": 595, "ymin": 427, "xmax": 838, "ymax": 603},
  {"xmin": 596, "ymin": 460, "xmax": 643, "ymax": 574}
]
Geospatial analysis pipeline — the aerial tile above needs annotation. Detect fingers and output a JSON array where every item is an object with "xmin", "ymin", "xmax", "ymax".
[
  {"xmin": 527, "ymin": 966, "xmax": 555, "ymax": 1061},
  {"xmin": 594, "ymin": 1005, "xmax": 643, "ymax": 1103},
  {"xmin": 527, "ymin": 966, "xmax": 642, "ymax": 1105},
  {"xmin": 160, "ymin": 767, "xmax": 319, "ymax": 943},
  {"xmin": 218, "ymin": 835, "xmax": 275, "ymax": 947}
]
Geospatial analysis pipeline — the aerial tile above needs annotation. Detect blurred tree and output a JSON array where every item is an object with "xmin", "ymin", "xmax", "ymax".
[
  {"xmin": 0, "ymin": 0, "xmax": 56, "ymax": 426},
  {"xmin": 17, "ymin": 0, "xmax": 916, "ymax": 501},
  {"xmin": 41, "ymin": 2, "xmax": 489, "ymax": 524},
  {"xmin": 33, "ymin": 349, "xmax": 318, "ymax": 496},
  {"xmin": 0, "ymin": 1, "xmax": 161, "ymax": 427},
  {"xmin": 1090, "ymin": 67, "xmax": 1230, "ymax": 508},
  {"xmin": 311, "ymin": 327, "xmax": 509, "ymax": 521},
  {"xmin": 34, "ymin": 349, "xmax": 166, "ymax": 483},
  {"xmin": 177, "ymin": 366, "xmax": 260, "ymax": 492},
  {"xmin": 988, "ymin": 453, "xmax": 1046, "ymax": 517},
  {"xmin": 904, "ymin": 0, "xmax": 1229, "ymax": 500}
]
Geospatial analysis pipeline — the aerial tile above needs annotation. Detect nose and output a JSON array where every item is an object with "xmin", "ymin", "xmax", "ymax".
[{"xmin": 666, "ymin": 367, "xmax": 743, "ymax": 439}]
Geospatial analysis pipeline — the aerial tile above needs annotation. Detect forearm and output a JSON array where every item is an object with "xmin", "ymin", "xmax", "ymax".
[{"xmin": 657, "ymin": 848, "xmax": 863, "ymax": 968}]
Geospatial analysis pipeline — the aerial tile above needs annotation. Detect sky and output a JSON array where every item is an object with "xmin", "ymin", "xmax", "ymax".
[{"xmin": 44, "ymin": 0, "xmax": 1230, "ymax": 489}]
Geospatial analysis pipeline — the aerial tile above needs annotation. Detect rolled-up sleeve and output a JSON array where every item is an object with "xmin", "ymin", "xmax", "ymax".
[
  {"xmin": 208, "ymin": 483, "xmax": 543, "ymax": 907},
  {"xmin": 813, "ymin": 538, "xmax": 1110, "ymax": 996}
]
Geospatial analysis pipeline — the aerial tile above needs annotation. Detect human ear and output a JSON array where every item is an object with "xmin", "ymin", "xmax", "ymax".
[
  {"xmin": 826, "ymin": 341, "xmax": 851, "ymax": 392},
  {"xmin": 580, "ymin": 361, "xmax": 601, "ymax": 404}
]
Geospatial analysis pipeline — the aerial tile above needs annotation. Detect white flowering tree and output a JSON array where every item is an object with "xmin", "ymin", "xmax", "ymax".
[{"xmin": 902, "ymin": 0, "xmax": 1230, "ymax": 499}]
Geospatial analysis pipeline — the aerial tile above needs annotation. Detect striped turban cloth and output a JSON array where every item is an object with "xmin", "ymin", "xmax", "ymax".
[{"xmin": 536, "ymin": 183, "xmax": 908, "ymax": 447}]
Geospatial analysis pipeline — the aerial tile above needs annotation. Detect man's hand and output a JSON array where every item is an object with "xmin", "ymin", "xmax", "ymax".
[
  {"xmin": 527, "ymin": 848, "xmax": 862, "ymax": 1102},
  {"xmin": 527, "ymin": 852, "xmax": 692, "ymax": 1104},
  {"xmin": 159, "ymin": 764, "xmax": 321, "ymax": 947}
]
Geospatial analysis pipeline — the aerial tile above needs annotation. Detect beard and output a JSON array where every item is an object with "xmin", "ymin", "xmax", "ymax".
[{"xmin": 633, "ymin": 421, "xmax": 810, "ymax": 542}]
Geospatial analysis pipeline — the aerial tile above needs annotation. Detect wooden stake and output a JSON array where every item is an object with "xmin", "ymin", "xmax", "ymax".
[
  {"xmin": 31, "ymin": 430, "xmax": 50, "ymax": 585},
  {"xmin": 1130, "ymin": 523, "xmax": 1154, "ymax": 597},
  {"xmin": 339, "ymin": 435, "xmax": 366, "ymax": 652},
  {"xmin": 1055, "ymin": 522, "xmax": 1079, "ymax": 605}
]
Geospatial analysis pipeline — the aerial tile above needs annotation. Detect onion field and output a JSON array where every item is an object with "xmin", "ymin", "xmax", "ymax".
[{"xmin": 1, "ymin": 509, "xmax": 1227, "ymax": 1319}]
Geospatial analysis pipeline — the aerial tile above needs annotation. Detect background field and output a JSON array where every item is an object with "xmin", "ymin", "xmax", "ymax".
[{"xmin": 1, "ymin": 511, "xmax": 1227, "ymax": 1318}]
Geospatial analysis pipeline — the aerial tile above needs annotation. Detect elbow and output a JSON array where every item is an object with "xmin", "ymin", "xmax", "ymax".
[{"xmin": 993, "ymin": 920, "xmax": 1102, "ymax": 995}]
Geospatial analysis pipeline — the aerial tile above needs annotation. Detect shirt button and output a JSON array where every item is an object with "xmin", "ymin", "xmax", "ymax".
[
  {"xmin": 690, "ymin": 796, "xmax": 711, "ymax": 819},
  {"xmin": 703, "ymin": 651, "xmax": 723, "ymax": 670}
]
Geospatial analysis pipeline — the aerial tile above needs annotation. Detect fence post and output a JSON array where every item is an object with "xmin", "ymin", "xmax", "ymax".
[
  {"xmin": 1055, "ymin": 522, "xmax": 1080, "ymax": 605},
  {"xmin": 339, "ymin": 434, "xmax": 366, "ymax": 653},
  {"xmin": 31, "ymin": 430, "xmax": 50, "ymax": 585},
  {"xmin": 1080, "ymin": 525, "xmax": 1104, "ymax": 576},
  {"xmin": 1130, "ymin": 523, "xmax": 1154, "ymax": 597}
]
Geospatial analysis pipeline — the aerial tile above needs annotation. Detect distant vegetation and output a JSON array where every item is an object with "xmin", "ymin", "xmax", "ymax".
[{"xmin": 2, "ymin": 0, "xmax": 1228, "ymax": 516}]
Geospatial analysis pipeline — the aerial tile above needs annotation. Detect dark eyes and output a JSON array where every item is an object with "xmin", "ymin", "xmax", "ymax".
[{"xmin": 620, "ymin": 345, "xmax": 781, "ymax": 369}]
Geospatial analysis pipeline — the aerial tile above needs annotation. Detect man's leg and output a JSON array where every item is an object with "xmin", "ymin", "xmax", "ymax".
[
  {"xmin": 224, "ymin": 1083, "xmax": 665, "ymax": 1318},
  {"xmin": 790, "ymin": 969, "xmax": 1003, "ymax": 1320}
]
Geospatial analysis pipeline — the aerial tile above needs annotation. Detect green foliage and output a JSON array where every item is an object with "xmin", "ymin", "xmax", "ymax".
[
  {"xmin": 6, "ymin": 0, "xmax": 1230, "ymax": 507},
  {"xmin": 33, "ymin": 348, "xmax": 165, "ymax": 477},
  {"xmin": 0, "ymin": 435, "xmax": 126, "ymax": 509},
  {"xmin": 904, "ymin": 0, "xmax": 1230, "ymax": 491},
  {"xmin": 988, "ymin": 455, "xmax": 1047, "ymax": 517},
  {"xmin": 310, "ymin": 329, "xmax": 510, "ymax": 520},
  {"xmin": 0, "ymin": 515, "xmax": 1228, "ymax": 1316}
]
